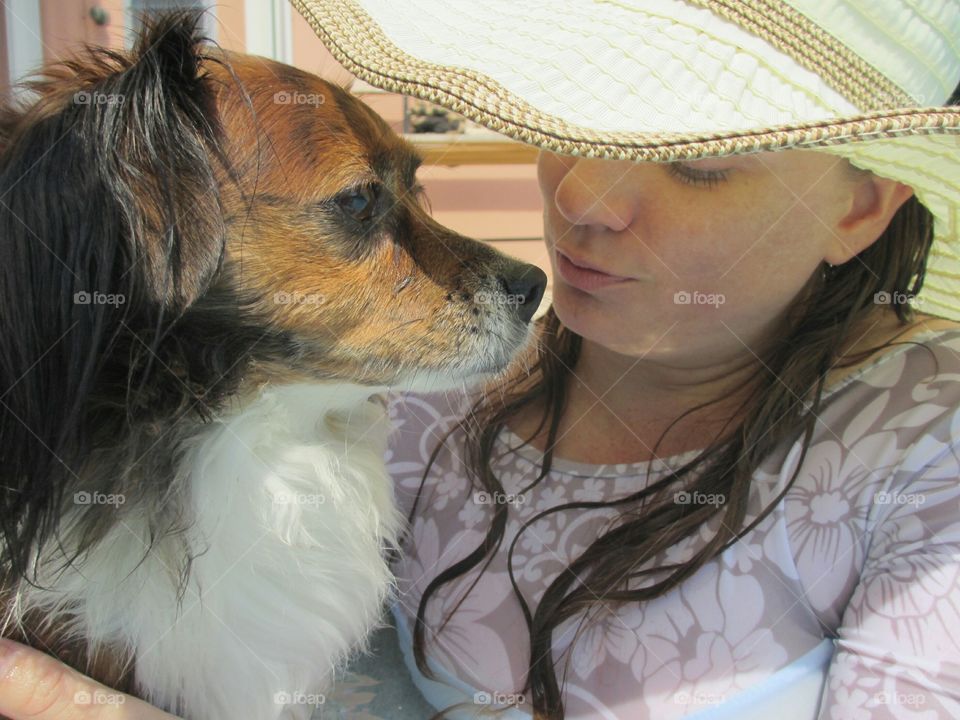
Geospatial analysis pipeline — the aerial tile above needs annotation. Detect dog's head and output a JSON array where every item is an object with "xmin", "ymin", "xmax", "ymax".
[
  {"xmin": 206, "ymin": 51, "xmax": 546, "ymax": 387},
  {"xmin": 0, "ymin": 11, "xmax": 545, "ymax": 577}
]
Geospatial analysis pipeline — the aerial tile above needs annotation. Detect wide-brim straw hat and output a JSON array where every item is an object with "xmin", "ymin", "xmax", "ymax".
[{"xmin": 290, "ymin": 0, "xmax": 960, "ymax": 319}]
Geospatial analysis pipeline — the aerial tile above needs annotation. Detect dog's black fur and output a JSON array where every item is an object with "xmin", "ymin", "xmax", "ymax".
[{"xmin": 0, "ymin": 12, "xmax": 297, "ymax": 601}]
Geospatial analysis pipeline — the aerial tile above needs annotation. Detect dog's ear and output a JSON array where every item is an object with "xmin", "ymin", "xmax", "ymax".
[
  {"xmin": 0, "ymin": 10, "xmax": 228, "ymax": 578},
  {"xmin": 3, "ymin": 10, "xmax": 226, "ymax": 315},
  {"xmin": 94, "ymin": 10, "xmax": 228, "ymax": 309}
]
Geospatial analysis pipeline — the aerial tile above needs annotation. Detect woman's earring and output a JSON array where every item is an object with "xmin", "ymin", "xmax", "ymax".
[{"xmin": 822, "ymin": 261, "xmax": 835, "ymax": 281}]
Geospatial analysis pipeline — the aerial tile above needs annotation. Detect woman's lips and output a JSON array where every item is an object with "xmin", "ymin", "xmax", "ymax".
[{"xmin": 555, "ymin": 249, "xmax": 634, "ymax": 292}]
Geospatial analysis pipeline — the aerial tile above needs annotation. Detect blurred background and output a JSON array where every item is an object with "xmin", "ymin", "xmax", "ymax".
[{"xmin": 0, "ymin": 0, "xmax": 552, "ymax": 283}]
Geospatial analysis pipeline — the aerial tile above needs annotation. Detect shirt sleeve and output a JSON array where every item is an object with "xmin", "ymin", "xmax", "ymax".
[{"xmin": 819, "ymin": 439, "xmax": 960, "ymax": 719}]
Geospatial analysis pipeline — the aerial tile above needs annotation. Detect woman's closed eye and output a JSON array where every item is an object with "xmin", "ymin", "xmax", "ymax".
[{"xmin": 667, "ymin": 161, "xmax": 731, "ymax": 188}]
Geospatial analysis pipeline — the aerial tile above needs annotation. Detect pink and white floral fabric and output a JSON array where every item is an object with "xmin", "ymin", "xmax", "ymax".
[{"xmin": 386, "ymin": 328, "xmax": 960, "ymax": 719}]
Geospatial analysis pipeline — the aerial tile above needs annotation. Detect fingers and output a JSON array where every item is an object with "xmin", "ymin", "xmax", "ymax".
[{"xmin": 0, "ymin": 638, "xmax": 180, "ymax": 720}]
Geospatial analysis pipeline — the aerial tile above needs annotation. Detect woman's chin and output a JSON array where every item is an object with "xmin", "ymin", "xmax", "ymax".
[
  {"xmin": 551, "ymin": 282, "xmax": 603, "ymax": 330},
  {"xmin": 551, "ymin": 283, "xmax": 716, "ymax": 360},
  {"xmin": 551, "ymin": 285, "xmax": 649, "ymax": 354}
]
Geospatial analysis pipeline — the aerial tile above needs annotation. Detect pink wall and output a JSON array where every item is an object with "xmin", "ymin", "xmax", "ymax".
[
  {"xmin": 214, "ymin": 3, "xmax": 246, "ymax": 54},
  {"xmin": 38, "ymin": 0, "xmax": 126, "ymax": 63},
  {"xmin": 36, "ymin": 2, "xmax": 244, "ymax": 59}
]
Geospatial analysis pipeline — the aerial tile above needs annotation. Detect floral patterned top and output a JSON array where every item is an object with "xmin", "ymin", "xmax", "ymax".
[{"xmin": 384, "ymin": 327, "xmax": 960, "ymax": 719}]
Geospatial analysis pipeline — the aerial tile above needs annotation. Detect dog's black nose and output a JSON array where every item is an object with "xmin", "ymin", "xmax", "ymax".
[{"xmin": 498, "ymin": 264, "xmax": 548, "ymax": 324}]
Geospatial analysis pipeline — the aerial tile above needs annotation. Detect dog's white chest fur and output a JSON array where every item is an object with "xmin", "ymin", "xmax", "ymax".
[{"xmin": 18, "ymin": 383, "xmax": 403, "ymax": 720}]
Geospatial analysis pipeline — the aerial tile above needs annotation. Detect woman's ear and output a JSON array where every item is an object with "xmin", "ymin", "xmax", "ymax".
[{"xmin": 824, "ymin": 172, "xmax": 915, "ymax": 265}]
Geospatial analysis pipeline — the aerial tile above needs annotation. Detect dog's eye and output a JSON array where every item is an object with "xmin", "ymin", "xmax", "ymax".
[{"xmin": 336, "ymin": 184, "xmax": 379, "ymax": 222}]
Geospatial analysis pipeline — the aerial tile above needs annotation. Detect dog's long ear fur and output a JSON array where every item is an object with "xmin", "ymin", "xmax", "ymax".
[{"xmin": 0, "ymin": 11, "xmax": 228, "ymax": 579}]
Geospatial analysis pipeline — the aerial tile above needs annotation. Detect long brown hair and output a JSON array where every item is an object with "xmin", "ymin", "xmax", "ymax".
[{"xmin": 407, "ymin": 189, "xmax": 934, "ymax": 718}]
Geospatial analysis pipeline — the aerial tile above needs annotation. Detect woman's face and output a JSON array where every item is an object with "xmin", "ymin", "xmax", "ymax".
[{"xmin": 538, "ymin": 149, "xmax": 863, "ymax": 363}]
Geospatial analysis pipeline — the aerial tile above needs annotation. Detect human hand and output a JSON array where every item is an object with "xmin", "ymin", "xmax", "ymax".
[{"xmin": 0, "ymin": 638, "xmax": 181, "ymax": 719}]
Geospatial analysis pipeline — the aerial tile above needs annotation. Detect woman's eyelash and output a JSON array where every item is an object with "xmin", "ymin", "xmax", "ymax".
[{"xmin": 667, "ymin": 162, "xmax": 730, "ymax": 188}]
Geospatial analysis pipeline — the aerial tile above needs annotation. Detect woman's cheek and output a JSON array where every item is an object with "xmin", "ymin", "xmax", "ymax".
[
  {"xmin": 536, "ymin": 151, "xmax": 568, "ymax": 200},
  {"xmin": 648, "ymin": 216, "xmax": 731, "ymax": 280}
]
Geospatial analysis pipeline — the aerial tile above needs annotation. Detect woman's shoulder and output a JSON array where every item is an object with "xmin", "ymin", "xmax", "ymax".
[
  {"xmin": 748, "ymin": 315, "xmax": 960, "ymax": 519},
  {"xmin": 782, "ymin": 316, "xmax": 960, "ymax": 504},
  {"xmin": 821, "ymin": 315, "xmax": 960, "ymax": 411}
]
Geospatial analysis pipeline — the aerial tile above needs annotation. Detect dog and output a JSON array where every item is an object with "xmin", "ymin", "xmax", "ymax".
[{"xmin": 0, "ymin": 12, "xmax": 546, "ymax": 720}]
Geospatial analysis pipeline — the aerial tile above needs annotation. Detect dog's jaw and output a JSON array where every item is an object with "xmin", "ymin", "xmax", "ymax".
[{"xmin": 13, "ymin": 383, "xmax": 403, "ymax": 720}]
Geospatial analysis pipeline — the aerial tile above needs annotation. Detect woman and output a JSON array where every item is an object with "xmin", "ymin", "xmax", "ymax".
[{"xmin": 3, "ymin": 0, "xmax": 960, "ymax": 718}]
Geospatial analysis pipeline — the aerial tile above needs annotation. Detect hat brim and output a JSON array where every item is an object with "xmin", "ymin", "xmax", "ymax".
[{"xmin": 291, "ymin": 0, "xmax": 960, "ymax": 161}]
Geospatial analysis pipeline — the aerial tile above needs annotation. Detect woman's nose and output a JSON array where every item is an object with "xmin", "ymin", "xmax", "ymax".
[{"xmin": 553, "ymin": 157, "xmax": 637, "ymax": 231}]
